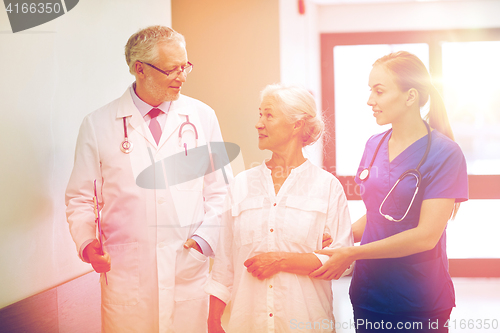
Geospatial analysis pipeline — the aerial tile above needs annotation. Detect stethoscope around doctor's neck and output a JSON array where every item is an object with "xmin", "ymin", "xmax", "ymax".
[
  {"xmin": 359, "ymin": 121, "xmax": 432, "ymax": 222},
  {"xmin": 120, "ymin": 114, "xmax": 199, "ymax": 155}
]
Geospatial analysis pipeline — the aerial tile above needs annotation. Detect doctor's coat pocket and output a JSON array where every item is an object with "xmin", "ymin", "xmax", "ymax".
[
  {"xmin": 172, "ymin": 146, "xmax": 210, "ymax": 191},
  {"xmin": 175, "ymin": 248, "xmax": 209, "ymax": 301},
  {"xmin": 232, "ymin": 197, "xmax": 265, "ymax": 246},
  {"xmin": 101, "ymin": 242, "xmax": 139, "ymax": 306},
  {"xmin": 284, "ymin": 196, "xmax": 327, "ymax": 247}
]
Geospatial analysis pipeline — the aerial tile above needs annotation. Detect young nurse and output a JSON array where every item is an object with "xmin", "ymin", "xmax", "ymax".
[
  {"xmin": 206, "ymin": 84, "xmax": 353, "ymax": 333},
  {"xmin": 312, "ymin": 51, "xmax": 468, "ymax": 332}
]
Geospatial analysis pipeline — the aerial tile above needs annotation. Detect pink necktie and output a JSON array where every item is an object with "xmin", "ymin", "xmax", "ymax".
[{"xmin": 148, "ymin": 108, "xmax": 163, "ymax": 144}]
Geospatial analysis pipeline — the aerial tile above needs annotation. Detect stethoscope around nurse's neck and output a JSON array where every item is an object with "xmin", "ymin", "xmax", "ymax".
[
  {"xmin": 359, "ymin": 120, "xmax": 432, "ymax": 222},
  {"xmin": 120, "ymin": 114, "xmax": 199, "ymax": 155}
]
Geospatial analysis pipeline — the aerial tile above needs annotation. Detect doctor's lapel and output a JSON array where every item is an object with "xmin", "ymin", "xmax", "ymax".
[
  {"xmin": 157, "ymin": 108, "xmax": 182, "ymax": 150},
  {"xmin": 157, "ymin": 99, "xmax": 193, "ymax": 150},
  {"xmin": 128, "ymin": 111, "xmax": 159, "ymax": 148},
  {"xmin": 115, "ymin": 90, "xmax": 159, "ymax": 148}
]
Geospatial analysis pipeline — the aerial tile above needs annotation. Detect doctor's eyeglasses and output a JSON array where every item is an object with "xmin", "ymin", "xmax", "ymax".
[{"xmin": 142, "ymin": 61, "xmax": 193, "ymax": 78}]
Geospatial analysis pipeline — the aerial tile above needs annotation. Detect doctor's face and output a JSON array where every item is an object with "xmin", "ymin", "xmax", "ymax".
[
  {"xmin": 255, "ymin": 98, "xmax": 295, "ymax": 152},
  {"xmin": 367, "ymin": 64, "xmax": 408, "ymax": 126},
  {"xmin": 143, "ymin": 41, "xmax": 188, "ymax": 103}
]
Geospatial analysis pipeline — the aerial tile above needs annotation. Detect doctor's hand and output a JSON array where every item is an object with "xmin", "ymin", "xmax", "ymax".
[
  {"xmin": 310, "ymin": 247, "xmax": 353, "ymax": 280},
  {"xmin": 322, "ymin": 232, "xmax": 333, "ymax": 248},
  {"xmin": 244, "ymin": 252, "xmax": 285, "ymax": 280},
  {"xmin": 184, "ymin": 238, "xmax": 203, "ymax": 254},
  {"xmin": 83, "ymin": 239, "xmax": 111, "ymax": 273}
]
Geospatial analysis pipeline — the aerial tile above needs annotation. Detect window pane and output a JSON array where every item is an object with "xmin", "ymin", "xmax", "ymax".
[
  {"xmin": 447, "ymin": 200, "xmax": 500, "ymax": 258},
  {"xmin": 442, "ymin": 41, "xmax": 500, "ymax": 175},
  {"xmin": 347, "ymin": 200, "xmax": 366, "ymax": 225},
  {"xmin": 334, "ymin": 43, "xmax": 429, "ymax": 176},
  {"xmin": 348, "ymin": 199, "xmax": 500, "ymax": 259}
]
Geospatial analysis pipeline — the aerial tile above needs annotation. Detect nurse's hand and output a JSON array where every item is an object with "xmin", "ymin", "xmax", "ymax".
[
  {"xmin": 310, "ymin": 247, "xmax": 353, "ymax": 280},
  {"xmin": 322, "ymin": 232, "xmax": 333, "ymax": 248},
  {"xmin": 244, "ymin": 252, "xmax": 284, "ymax": 280},
  {"xmin": 184, "ymin": 238, "xmax": 203, "ymax": 254},
  {"xmin": 84, "ymin": 239, "xmax": 111, "ymax": 273}
]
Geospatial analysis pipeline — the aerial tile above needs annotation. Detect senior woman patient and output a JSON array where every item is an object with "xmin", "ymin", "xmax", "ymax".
[{"xmin": 205, "ymin": 84, "xmax": 353, "ymax": 333}]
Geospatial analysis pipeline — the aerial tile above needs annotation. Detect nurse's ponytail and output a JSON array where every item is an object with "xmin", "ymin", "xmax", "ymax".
[{"xmin": 426, "ymin": 85, "xmax": 454, "ymax": 141}]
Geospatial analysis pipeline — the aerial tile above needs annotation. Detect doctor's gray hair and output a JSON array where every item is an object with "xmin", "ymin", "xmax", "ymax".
[
  {"xmin": 260, "ymin": 84, "xmax": 325, "ymax": 147},
  {"xmin": 125, "ymin": 26, "xmax": 186, "ymax": 76}
]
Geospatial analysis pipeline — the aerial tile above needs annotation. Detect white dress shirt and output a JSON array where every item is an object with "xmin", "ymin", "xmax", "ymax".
[
  {"xmin": 205, "ymin": 160, "xmax": 353, "ymax": 333},
  {"xmin": 129, "ymin": 83, "xmax": 170, "ymax": 128}
]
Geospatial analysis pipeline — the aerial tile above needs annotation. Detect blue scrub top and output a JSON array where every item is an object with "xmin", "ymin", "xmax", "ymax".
[{"xmin": 350, "ymin": 128, "xmax": 468, "ymax": 315}]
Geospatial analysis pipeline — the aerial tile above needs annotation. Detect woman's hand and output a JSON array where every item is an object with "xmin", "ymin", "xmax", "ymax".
[
  {"xmin": 309, "ymin": 247, "xmax": 354, "ymax": 280},
  {"xmin": 244, "ymin": 252, "xmax": 285, "ymax": 280},
  {"xmin": 322, "ymin": 232, "xmax": 333, "ymax": 248}
]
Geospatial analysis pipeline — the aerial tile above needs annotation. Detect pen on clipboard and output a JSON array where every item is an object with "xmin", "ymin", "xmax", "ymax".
[{"xmin": 93, "ymin": 180, "xmax": 108, "ymax": 285}]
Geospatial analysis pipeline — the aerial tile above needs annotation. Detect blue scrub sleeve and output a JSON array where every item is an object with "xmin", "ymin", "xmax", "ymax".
[{"xmin": 421, "ymin": 136, "xmax": 468, "ymax": 202}]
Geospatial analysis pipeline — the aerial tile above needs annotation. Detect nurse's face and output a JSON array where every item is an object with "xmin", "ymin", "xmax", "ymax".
[
  {"xmin": 367, "ymin": 64, "xmax": 408, "ymax": 126},
  {"xmin": 255, "ymin": 99, "xmax": 295, "ymax": 152}
]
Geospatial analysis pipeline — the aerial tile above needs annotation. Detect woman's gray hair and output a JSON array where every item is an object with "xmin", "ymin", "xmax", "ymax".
[
  {"xmin": 260, "ymin": 84, "xmax": 325, "ymax": 147},
  {"xmin": 125, "ymin": 26, "xmax": 185, "ymax": 75}
]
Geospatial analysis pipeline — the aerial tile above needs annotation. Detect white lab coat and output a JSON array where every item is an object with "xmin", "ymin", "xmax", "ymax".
[{"xmin": 65, "ymin": 87, "xmax": 231, "ymax": 332}]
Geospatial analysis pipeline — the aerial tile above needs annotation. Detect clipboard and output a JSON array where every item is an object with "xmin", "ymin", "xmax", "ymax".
[{"xmin": 93, "ymin": 180, "xmax": 108, "ymax": 285}]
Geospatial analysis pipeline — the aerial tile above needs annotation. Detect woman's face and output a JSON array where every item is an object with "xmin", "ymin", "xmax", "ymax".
[
  {"xmin": 255, "ymin": 98, "xmax": 295, "ymax": 152},
  {"xmin": 367, "ymin": 64, "xmax": 409, "ymax": 126}
]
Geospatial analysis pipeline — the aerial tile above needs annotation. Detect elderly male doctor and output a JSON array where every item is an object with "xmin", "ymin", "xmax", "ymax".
[{"xmin": 65, "ymin": 26, "xmax": 231, "ymax": 332}]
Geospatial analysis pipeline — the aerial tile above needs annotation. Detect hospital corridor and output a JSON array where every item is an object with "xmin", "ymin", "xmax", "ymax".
[{"xmin": 1, "ymin": 0, "xmax": 500, "ymax": 332}]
